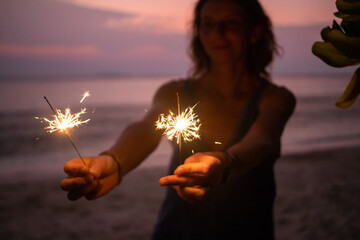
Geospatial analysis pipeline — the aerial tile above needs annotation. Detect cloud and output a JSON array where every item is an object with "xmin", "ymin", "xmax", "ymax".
[
  {"xmin": 0, "ymin": 0, "xmax": 132, "ymax": 45},
  {"xmin": 259, "ymin": 0, "xmax": 338, "ymax": 26},
  {"xmin": 0, "ymin": 0, "xmax": 190, "ymax": 76},
  {"xmin": 62, "ymin": 0, "xmax": 195, "ymax": 33},
  {"xmin": 104, "ymin": 16, "xmax": 181, "ymax": 34},
  {"xmin": 0, "ymin": 44, "xmax": 102, "ymax": 58},
  {"xmin": 0, "ymin": 0, "xmax": 353, "ymax": 77}
]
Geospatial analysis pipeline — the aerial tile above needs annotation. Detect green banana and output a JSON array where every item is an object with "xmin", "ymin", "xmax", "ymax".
[
  {"xmin": 341, "ymin": 20, "xmax": 360, "ymax": 37},
  {"xmin": 336, "ymin": 0, "xmax": 360, "ymax": 15},
  {"xmin": 312, "ymin": 41, "xmax": 360, "ymax": 68},
  {"xmin": 327, "ymin": 29, "xmax": 360, "ymax": 58},
  {"xmin": 312, "ymin": 0, "xmax": 360, "ymax": 108},
  {"xmin": 336, "ymin": 67, "xmax": 360, "ymax": 108},
  {"xmin": 321, "ymin": 26, "xmax": 332, "ymax": 41},
  {"xmin": 342, "ymin": 0, "xmax": 360, "ymax": 3},
  {"xmin": 333, "ymin": 20, "xmax": 343, "ymax": 32},
  {"xmin": 334, "ymin": 12, "xmax": 360, "ymax": 21}
]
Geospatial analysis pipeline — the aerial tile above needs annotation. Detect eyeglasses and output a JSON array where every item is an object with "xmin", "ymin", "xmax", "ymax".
[{"xmin": 199, "ymin": 19, "xmax": 244, "ymax": 34}]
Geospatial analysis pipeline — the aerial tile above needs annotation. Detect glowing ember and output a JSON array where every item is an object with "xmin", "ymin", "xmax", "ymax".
[{"xmin": 80, "ymin": 91, "xmax": 90, "ymax": 103}]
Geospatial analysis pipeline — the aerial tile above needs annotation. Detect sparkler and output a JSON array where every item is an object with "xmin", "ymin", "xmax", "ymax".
[
  {"xmin": 155, "ymin": 93, "xmax": 201, "ymax": 164},
  {"xmin": 43, "ymin": 96, "xmax": 90, "ymax": 165}
]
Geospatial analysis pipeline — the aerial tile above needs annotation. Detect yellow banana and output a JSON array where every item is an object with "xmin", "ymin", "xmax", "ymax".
[
  {"xmin": 336, "ymin": 0, "xmax": 360, "ymax": 15},
  {"xmin": 336, "ymin": 67, "xmax": 360, "ymax": 108},
  {"xmin": 312, "ymin": 41, "xmax": 360, "ymax": 67},
  {"xmin": 327, "ymin": 29, "xmax": 360, "ymax": 58}
]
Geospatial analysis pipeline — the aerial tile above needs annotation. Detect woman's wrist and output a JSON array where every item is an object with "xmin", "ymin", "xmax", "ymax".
[
  {"xmin": 221, "ymin": 150, "xmax": 234, "ymax": 183},
  {"xmin": 99, "ymin": 150, "xmax": 122, "ymax": 184}
]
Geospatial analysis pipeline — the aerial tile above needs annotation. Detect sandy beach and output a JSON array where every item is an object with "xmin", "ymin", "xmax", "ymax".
[{"xmin": 0, "ymin": 146, "xmax": 359, "ymax": 240}]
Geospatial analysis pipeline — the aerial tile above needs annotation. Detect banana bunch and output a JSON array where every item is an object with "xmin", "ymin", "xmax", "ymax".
[{"xmin": 312, "ymin": 0, "xmax": 360, "ymax": 108}]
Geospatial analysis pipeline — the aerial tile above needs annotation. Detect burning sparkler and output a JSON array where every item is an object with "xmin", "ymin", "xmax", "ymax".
[
  {"xmin": 43, "ymin": 107, "xmax": 90, "ymax": 133},
  {"xmin": 42, "ymin": 96, "xmax": 90, "ymax": 165},
  {"xmin": 155, "ymin": 93, "xmax": 201, "ymax": 164}
]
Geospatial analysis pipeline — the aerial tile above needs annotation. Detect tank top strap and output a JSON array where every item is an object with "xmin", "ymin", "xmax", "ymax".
[
  {"xmin": 180, "ymin": 79, "xmax": 198, "ymax": 106},
  {"xmin": 179, "ymin": 79, "xmax": 269, "ymax": 149}
]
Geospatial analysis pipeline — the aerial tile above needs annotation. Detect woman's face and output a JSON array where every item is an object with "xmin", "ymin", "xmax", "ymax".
[{"xmin": 199, "ymin": 0, "xmax": 251, "ymax": 65}]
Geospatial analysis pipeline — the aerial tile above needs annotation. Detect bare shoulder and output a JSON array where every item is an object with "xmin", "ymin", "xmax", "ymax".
[
  {"xmin": 154, "ymin": 80, "xmax": 182, "ymax": 100},
  {"xmin": 144, "ymin": 79, "xmax": 188, "ymax": 120},
  {"xmin": 152, "ymin": 79, "xmax": 184, "ymax": 108},
  {"xmin": 260, "ymin": 81, "xmax": 297, "ymax": 114}
]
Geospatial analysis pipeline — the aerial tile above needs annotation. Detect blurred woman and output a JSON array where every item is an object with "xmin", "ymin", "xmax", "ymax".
[{"xmin": 61, "ymin": 0, "xmax": 296, "ymax": 239}]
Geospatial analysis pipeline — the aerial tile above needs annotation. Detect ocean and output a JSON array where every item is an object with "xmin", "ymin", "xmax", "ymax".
[{"xmin": 0, "ymin": 75, "xmax": 359, "ymax": 178}]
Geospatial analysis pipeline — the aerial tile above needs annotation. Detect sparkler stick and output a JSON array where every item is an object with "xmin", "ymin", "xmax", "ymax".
[
  {"xmin": 177, "ymin": 93, "xmax": 182, "ymax": 164},
  {"xmin": 155, "ymin": 92, "xmax": 201, "ymax": 165},
  {"xmin": 44, "ymin": 96, "xmax": 86, "ymax": 165}
]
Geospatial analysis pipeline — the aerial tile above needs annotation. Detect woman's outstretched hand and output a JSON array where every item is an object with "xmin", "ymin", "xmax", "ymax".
[
  {"xmin": 159, "ymin": 152, "xmax": 228, "ymax": 204},
  {"xmin": 60, "ymin": 155, "xmax": 119, "ymax": 201}
]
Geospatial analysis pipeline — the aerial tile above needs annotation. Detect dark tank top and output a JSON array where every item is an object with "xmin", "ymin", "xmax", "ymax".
[{"xmin": 152, "ymin": 79, "xmax": 279, "ymax": 240}]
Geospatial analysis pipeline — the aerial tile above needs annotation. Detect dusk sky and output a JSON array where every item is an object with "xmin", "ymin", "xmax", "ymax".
[{"xmin": 0, "ymin": 0, "xmax": 355, "ymax": 77}]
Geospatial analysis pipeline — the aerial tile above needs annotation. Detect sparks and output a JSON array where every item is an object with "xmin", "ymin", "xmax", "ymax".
[
  {"xmin": 155, "ymin": 92, "xmax": 201, "ymax": 144},
  {"xmin": 156, "ymin": 105, "xmax": 201, "ymax": 144},
  {"xmin": 40, "ymin": 96, "xmax": 91, "ymax": 165},
  {"xmin": 80, "ymin": 91, "xmax": 90, "ymax": 103},
  {"xmin": 43, "ymin": 107, "xmax": 90, "ymax": 133},
  {"xmin": 155, "ymin": 93, "xmax": 201, "ymax": 164}
]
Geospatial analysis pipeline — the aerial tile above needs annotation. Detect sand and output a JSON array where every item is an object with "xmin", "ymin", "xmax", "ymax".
[{"xmin": 0, "ymin": 146, "xmax": 359, "ymax": 240}]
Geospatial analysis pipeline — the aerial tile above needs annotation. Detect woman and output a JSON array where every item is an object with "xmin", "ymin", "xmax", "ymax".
[{"xmin": 61, "ymin": 0, "xmax": 296, "ymax": 239}]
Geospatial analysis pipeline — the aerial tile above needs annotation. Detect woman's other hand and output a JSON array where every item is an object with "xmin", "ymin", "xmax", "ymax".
[
  {"xmin": 159, "ymin": 152, "xmax": 229, "ymax": 204},
  {"xmin": 60, "ymin": 155, "xmax": 120, "ymax": 201}
]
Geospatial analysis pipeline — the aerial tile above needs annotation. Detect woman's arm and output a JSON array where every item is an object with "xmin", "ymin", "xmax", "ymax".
[
  {"xmin": 107, "ymin": 80, "xmax": 180, "ymax": 176},
  {"xmin": 160, "ymin": 85, "xmax": 296, "ymax": 203},
  {"xmin": 228, "ymin": 85, "xmax": 296, "ymax": 176},
  {"xmin": 61, "ymin": 80, "xmax": 180, "ymax": 200}
]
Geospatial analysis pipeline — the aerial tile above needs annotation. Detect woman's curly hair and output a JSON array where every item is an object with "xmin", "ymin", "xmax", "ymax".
[{"xmin": 188, "ymin": 0, "xmax": 280, "ymax": 80}]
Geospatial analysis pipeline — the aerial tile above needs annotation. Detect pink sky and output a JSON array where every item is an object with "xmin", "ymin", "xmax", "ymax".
[
  {"xmin": 0, "ymin": 0, "xmax": 348, "ymax": 76},
  {"xmin": 63, "ymin": 0, "xmax": 338, "ymax": 30},
  {"xmin": 0, "ymin": 44, "xmax": 101, "ymax": 58}
]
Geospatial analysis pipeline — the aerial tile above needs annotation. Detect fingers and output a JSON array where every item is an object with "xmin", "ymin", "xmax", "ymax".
[
  {"xmin": 67, "ymin": 190, "xmax": 84, "ymax": 201},
  {"xmin": 61, "ymin": 175, "xmax": 101, "ymax": 201},
  {"xmin": 173, "ymin": 186, "xmax": 210, "ymax": 204},
  {"xmin": 88, "ymin": 155, "xmax": 110, "ymax": 179},
  {"xmin": 159, "ymin": 174, "xmax": 207, "ymax": 187},
  {"xmin": 174, "ymin": 162, "xmax": 213, "ymax": 176},
  {"xmin": 60, "ymin": 174, "xmax": 94, "ymax": 191},
  {"xmin": 61, "ymin": 155, "xmax": 118, "ymax": 201},
  {"xmin": 175, "ymin": 153, "xmax": 221, "ymax": 176},
  {"xmin": 67, "ymin": 185, "xmax": 101, "ymax": 201},
  {"xmin": 84, "ymin": 182, "xmax": 103, "ymax": 200},
  {"xmin": 63, "ymin": 158, "xmax": 90, "ymax": 177}
]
